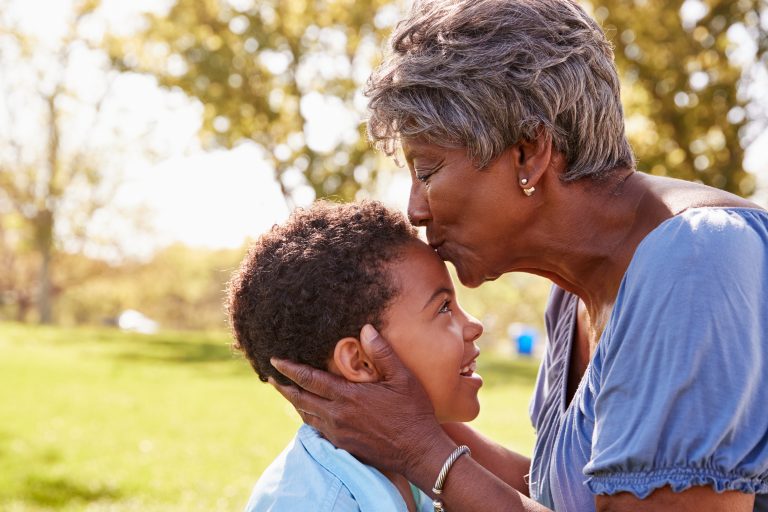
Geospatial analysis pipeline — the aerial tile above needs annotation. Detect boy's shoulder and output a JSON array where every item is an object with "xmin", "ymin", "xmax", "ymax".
[{"xmin": 244, "ymin": 425, "xmax": 414, "ymax": 512}]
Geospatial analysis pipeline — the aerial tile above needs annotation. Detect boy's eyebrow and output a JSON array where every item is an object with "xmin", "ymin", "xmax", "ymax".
[{"xmin": 422, "ymin": 287, "xmax": 453, "ymax": 311}]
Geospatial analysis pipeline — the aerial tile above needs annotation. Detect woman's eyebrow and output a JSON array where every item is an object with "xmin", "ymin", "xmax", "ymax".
[
  {"xmin": 403, "ymin": 142, "xmax": 436, "ymax": 161},
  {"xmin": 421, "ymin": 287, "xmax": 453, "ymax": 311}
]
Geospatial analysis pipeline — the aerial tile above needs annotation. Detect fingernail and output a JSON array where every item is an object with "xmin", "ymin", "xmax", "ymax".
[
  {"xmin": 267, "ymin": 376, "xmax": 276, "ymax": 386},
  {"xmin": 270, "ymin": 357, "xmax": 282, "ymax": 369},
  {"xmin": 361, "ymin": 324, "xmax": 378, "ymax": 343}
]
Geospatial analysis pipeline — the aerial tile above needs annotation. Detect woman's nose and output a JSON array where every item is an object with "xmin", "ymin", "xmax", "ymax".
[{"xmin": 407, "ymin": 181, "xmax": 430, "ymax": 227}]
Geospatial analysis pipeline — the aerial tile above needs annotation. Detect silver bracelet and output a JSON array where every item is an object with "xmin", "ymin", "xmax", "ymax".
[{"xmin": 431, "ymin": 445, "xmax": 471, "ymax": 512}]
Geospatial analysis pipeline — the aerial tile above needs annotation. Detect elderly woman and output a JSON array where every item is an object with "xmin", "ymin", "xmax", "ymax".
[{"xmin": 271, "ymin": 0, "xmax": 768, "ymax": 510}]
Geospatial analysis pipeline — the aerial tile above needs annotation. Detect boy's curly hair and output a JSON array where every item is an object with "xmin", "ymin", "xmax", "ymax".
[{"xmin": 227, "ymin": 200, "xmax": 418, "ymax": 385}]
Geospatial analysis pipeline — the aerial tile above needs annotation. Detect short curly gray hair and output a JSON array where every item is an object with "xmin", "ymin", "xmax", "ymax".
[{"xmin": 365, "ymin": 0, "xmax": 635, "ymax": 181}]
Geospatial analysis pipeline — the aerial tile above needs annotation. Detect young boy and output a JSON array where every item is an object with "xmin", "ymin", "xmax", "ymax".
[{"xmin": 228, "ymin": 200, "xmax": 484, "ymax": 512}]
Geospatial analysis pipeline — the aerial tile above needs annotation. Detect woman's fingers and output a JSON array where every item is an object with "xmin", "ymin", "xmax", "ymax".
[
  {"xmin": 271, "ymin": 357, "xmax": 346, "ymax": 400},
  {"xmin": 269, "ymin": 331, "xmax": 441, "ymax": 476},
  {"xmin": 268, "ymin": 374, "xmax": 332, "ymax": 424},
  {"xmin": 360, "ymin": 324, "xmax": 407, "ymax": 382}
]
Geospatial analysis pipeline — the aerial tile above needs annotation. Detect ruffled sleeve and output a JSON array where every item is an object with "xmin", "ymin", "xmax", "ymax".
[{"xmin": 583, "ymin": 208, "xmax": 768, "ymax": 499}]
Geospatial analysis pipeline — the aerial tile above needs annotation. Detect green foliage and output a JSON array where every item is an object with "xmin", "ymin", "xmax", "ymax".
[
  {"xmin": 111, "ymin": 0, "xmax": 405, "ymax": 203},
  {"xmin": 53, "ymin": 244, "xmax": 245, "ymax": 329},
  {"xmin": 594, "ymin": 0, "xmax": 767, "ymax": 195},
  {"xmin": 111, "ymin": 0, "xmax": 768, "ymax": 204},
  {"xmin": 0, "ymin": 322, "xmax": 538, "ymax": 511}
]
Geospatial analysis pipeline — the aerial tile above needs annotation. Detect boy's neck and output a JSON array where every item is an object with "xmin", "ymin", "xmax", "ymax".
[{"xmin": 381, "ymin": 470, "xmax": 417, "ymax": 512}]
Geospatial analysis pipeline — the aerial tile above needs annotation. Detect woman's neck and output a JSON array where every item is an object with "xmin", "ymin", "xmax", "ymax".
[
  {"xmin": 530, "ymin": 172, "xmax": 757, "ymax": 339},
  {"xmin": 518, "ymin": 170, "xmax": 657, "ymax": 312}
]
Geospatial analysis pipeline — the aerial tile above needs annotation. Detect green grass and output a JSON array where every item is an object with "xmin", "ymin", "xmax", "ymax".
[{"xmin": 0, "ymin": 322, "xmax": 539, "ymax": 511}]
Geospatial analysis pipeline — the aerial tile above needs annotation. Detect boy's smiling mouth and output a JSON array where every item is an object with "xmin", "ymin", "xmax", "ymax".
[
  {"xmin": 459, "ymin": 350, "xmax": 480, "ymax": 376},
  {"xmin": 459, "ymin": 360, "xmax": 477, "ymax": 376}
]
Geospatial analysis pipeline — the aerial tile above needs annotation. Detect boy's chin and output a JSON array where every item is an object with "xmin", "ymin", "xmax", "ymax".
[{"xmin": 437, "ymin": 404, "xmax": 481, "ymax": 424}]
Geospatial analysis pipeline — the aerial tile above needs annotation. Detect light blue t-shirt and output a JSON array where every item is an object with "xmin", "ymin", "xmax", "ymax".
[
  {"xmin": 244, "ymin": 424, "xmax": 433, "ymax": 512},
  {"xmin": 530, "ymin": 207, "xmax": 768, "ymax": 511}
]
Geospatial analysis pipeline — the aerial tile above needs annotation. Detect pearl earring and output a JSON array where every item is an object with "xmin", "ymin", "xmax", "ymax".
[{"xmin": 520, "ymin": 178, "xmax": 535, "ymax": 196}]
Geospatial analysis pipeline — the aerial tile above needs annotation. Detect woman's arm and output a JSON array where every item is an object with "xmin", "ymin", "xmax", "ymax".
[
  {"xmin": 407, "ymin": 438, "xmax": 550, "ymax": 512},
  {"xmin": 441, "ymin": 422, "xmax": 531, "ymax": 496},
  {"xmin": 595, "ymin": 486, "xmax": 754, "ymax": 512}
]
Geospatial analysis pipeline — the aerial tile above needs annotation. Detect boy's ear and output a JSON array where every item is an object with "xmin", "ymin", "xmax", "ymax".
[{"xmin": 330, "ymin": 337, "xmax": 381, "ymax": 383}]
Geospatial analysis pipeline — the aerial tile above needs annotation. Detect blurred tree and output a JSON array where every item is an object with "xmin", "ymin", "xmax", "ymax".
[
  {"xmin": 0, "ymin": 0, "xmax": 103, "ymax": 323},
  {"xmin": 0, "ymin": 212, "xmax": 38, "ymax": 321},
  {"xmin": 114, "ymin": 0, "xmax": 768, "ymax": 203},
  {"xmin": 56, "ymin": 243, "xmax": 244, "ymax": 330},
  {"xmin": 594, "ymin": 0, "xmax": 767, "ymax": 196},
  {"xmin": 110, "ymin": 0, "xmax": 404, "ymax": 205},
  {"xmin": 0, "ymin": 0, "xmax": 169, "ymax": 323}
]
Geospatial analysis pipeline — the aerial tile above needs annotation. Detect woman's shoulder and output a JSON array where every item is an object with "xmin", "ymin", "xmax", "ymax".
[
  {"xmin": 604, "ymin": 205, "xmax": 768, "ymax": 358},
  {"xmin": 641, "ymin": 173, "xmax": 761, "ymax": 213},
  {"xmin": 630, "ymin": 206, "xmax": 768, "ymax": 276}
]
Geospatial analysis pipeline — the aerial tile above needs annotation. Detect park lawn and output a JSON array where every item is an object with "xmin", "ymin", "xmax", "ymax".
[{"xmin": 0, "ymin": 322, "xmax": 539, "ymax": 511}]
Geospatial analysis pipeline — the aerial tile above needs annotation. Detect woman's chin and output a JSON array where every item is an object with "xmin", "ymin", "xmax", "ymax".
[
  {"xmin": 453, "ymin": 264, "xmax": 486, "ymax": 289},
  {"xmin": 451, "ymin": 258, "xmax": 498, "ymax": 289}
]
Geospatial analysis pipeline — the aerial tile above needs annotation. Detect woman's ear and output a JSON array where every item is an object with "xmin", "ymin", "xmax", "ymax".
[
  {"xmin": 512, "ymin": 128, "xmax": 552, "ymax": 189},
  {"xmin": 330, "ymin": 337, "xmax": 381, "ymax": 383}
]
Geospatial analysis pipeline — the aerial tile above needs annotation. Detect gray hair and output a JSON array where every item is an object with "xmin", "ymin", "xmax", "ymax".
[{"xmin": 365, "ymin": 0, "xmax": 635, "ymax": 181}]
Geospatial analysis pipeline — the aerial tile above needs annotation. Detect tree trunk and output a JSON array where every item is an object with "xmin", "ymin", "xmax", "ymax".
[
  {"xmin": 38, "ymin": 244, "xmax": 53, "ymax": 324},
  {"xmin": 16, "ymin": 293, "xmax": 31, "ymax": 323},
  {"xmin": 35, "ymin": 209, "xmax": 54, "ymax": 324}
]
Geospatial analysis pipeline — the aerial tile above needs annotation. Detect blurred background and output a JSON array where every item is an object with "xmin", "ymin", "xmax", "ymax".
[{"xmin": 1, "ymin": 0, "xmax": 766, "ymax": 510}]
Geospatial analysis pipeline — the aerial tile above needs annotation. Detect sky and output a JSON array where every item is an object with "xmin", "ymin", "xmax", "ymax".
[
  {"xmin": 118, "ymin": 145, "xmax": 291, "ymax": 250},
  {"xmin": 3, "ymin": 0, "xmax": 767, "ymax": 260}
]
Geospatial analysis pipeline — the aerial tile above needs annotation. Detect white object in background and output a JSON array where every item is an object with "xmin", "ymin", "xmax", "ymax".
[{"xmin": 117, "ymin": 309, "xmax": 159, "ymax": 334}]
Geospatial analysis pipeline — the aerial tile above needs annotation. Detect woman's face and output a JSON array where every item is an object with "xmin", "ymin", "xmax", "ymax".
[
  {"xmin": 381, "ymin": 240, "xmax": 483, "ymax": 423},
  {"xmin": 403, "ymin": 139, "xmax": 522, "ymax": 288}
]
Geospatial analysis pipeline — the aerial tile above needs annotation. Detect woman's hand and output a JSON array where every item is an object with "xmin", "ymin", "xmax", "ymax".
[
  {"xmin": 270, "ymin": 324, "xmax": 447, "ymax": 477},
  {"xmin": 270, "ymin": 325, "xmax": 571, "ymax": 512}
]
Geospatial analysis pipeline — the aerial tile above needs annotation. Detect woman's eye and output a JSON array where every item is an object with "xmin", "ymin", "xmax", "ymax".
[
  {"xmin": 438, "ymin": 300, "xmax": 452, "ymax": 314},
  {"xmin": 413, "ymin": 161, "xmax": 443, "ymax": 184},
  {"xmin": 415, "ymin": 170, "xmax": 434, "ymax": 183}
]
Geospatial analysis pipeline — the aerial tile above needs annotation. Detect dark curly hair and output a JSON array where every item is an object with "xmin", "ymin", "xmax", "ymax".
[{"xmin": 227, "ymin": 200, "xmax": 418, "ymax": 385}]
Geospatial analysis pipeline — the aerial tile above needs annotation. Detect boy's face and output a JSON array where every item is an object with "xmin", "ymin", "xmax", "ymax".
[{"xmin": 381, "ymin": 240, "xmax": 484, "ymax": 423}]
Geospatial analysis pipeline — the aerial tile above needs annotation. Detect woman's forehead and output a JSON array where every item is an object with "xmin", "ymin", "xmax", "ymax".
[{"xmin": 402, "ymin": 138, "xmax": 467, "ymax": 161}]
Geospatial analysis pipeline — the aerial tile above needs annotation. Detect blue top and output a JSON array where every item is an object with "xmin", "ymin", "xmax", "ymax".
[
  {"xmin": 529, "ymin": 207, "xmax": 768, "ymax": 511},
  {"xmin": 244, "ymin": 424, "xmax": 433, "ymax": 512}
]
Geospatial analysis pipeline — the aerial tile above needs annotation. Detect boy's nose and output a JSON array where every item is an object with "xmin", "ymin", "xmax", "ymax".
[{"xmin": 463, "ymin": 314, "xmax": 483, "ymax": 343}]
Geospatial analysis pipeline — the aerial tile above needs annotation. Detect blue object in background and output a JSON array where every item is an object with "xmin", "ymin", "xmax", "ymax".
[{"xmin": 517, "ymin": 330, "xmax": 537, "ymax": 355}]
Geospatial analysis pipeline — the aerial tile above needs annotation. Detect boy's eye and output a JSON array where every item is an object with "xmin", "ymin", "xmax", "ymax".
[{"xmin": 438, "ymin": 300, "xmax": 452, "ymax": 314}]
